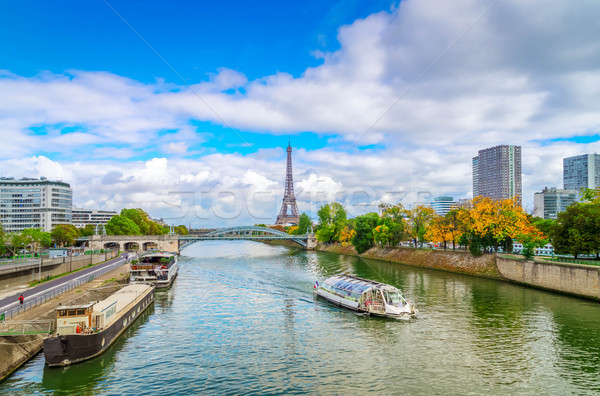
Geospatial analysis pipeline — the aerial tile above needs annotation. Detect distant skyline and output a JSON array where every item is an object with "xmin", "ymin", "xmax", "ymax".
[{"xmin": 2, "ymin": 0, "xmax": 600, "ymax": 226}]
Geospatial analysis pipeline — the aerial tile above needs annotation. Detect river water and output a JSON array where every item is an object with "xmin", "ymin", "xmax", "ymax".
[{"xmin": 3, "ymin": 241, "xmax": 600, "ymax": 395}]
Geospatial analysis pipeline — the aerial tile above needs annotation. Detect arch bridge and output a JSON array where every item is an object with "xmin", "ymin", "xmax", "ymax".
[{"xmin": 179, "ymin": 226, "xmax": 316, "ymax": 250}]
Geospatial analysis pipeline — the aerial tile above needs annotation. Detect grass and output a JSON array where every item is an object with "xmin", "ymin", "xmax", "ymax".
[{"xmin": 542, "ymin": 257, "xmax": 600, "ymax": 266}]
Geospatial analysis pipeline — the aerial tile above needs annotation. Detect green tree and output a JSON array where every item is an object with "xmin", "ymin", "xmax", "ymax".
[
  {"xmin": 379, "ymin": 204, "xmax": 406, "ymax": 247},
  {"xmin": 294, "ymin": 213, "xmax": 312, "ymax": 235},
  {"xmin": 551, "ymin": 203, "xmax": 600, "ymax": 258},
  {"xmin": 22, "ymin": 228, "xmax": 52, "ymax": 253},
  {"xmin": 51, "ymin": 225, "xmax": 79, "ymax": 247},
  {"xmin": 174, "ymin": 225, "xmax": 189, "ymax": 235},
  {"xmin": 105, "ymin": 215, "xmax": 141, "ymax": 235},
  {"xmin": 373, "ymin": 224, "xmax": 390, "ymax": 246},
  {"xmin": 351, "ymin": 212, "xmax": 379, "ymax": 253},
  {"xmin": 120, "ymin": 208, "xmax": 151, "ymax": 234},
  {"xmin": 78, "ymin": 224, "xmax": 96, "ymax": 237},
  {"xmin": 316, "ymin": 203, "xmax": 347, "ymax": 243}
]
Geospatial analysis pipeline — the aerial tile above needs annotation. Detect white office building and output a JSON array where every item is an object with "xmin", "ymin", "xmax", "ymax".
[
  {"xmin": 0, "ymin": 177, "xmax": 72, "ymax": 232},
  {"xmin": 430, "ymin": 196, "xmax": 456, "ymax": 217},
  {"xmin": 72, "ymin": 207, "xmax": 118, "ymax": 228},
  {"xmin": 533, "ymin": 187, "xmax": 578, "ymax": 220}
]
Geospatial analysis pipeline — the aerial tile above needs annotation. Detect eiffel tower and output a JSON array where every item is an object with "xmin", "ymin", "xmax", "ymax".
[{"xmin": 275, "ymin": 142, "xmax": 300, "ymax": 225}]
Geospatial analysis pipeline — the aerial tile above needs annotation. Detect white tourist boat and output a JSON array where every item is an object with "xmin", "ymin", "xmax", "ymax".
[
  {"xmin": 314, "ymin": 274, "xmax": 417, "ymax": 318},
  {"xmin": 130, "ymin": 252, "xmax": 178, "ymax": 288}
]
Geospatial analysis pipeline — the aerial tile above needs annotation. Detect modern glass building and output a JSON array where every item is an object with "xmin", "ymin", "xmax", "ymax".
[
  {"xmin": 472, "ymin": 145, "xmax": 522, "ymax": 206},
  {"xmin": 430, "ymin": 196, "xmax": 456, "ymax": 216},
  {"xmin": 563, "ymin": 153, "xmax": 600, "ymax": 192},
  {"xmin": 0, "ymin": 177, "xmax": 73, "ymax": 232},
  {"xmin": 533, "ymin": 187, "xmax": 578, "ymax": 220}
]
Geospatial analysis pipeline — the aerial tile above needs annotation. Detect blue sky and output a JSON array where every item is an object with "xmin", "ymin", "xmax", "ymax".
[{"xmin": 2, "ymin": 0, "xmax": 600, "ymax": 226}]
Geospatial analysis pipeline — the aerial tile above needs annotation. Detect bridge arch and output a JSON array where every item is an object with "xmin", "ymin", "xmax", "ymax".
[
  {"xmin": 180, "ymin": 226, "xmax": 309, "ymax": 249},
  {"xmin": 103, "ymin": 242, "xmax": 121, "ymax": 251}
]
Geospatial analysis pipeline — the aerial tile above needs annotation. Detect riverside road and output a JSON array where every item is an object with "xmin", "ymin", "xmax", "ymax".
[{"xmin": 0, "ymin": 254, "xmax": 130, "ymax": 316}]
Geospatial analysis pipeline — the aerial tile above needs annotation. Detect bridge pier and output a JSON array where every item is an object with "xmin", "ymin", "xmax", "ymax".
[{"xmin": 305, "ymin": 234, "xmax": 317, "ymax": 250}]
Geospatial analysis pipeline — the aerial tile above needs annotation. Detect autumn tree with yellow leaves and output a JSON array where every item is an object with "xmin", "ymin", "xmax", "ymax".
[{"xmin": 459, "ymin": 197, "xmax": 546, "ymax": 256}]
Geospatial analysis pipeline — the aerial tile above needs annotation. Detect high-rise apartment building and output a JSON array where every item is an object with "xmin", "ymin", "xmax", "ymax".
[
  {"xmin": 563, "ymin": 154, "xmax": 600, "ymax": 192},
  {"xmin": 430, "ymin": 196, "xmax": 456, "ymax": 217},
  {"xmin": 533, "ymin": 187, "xmax": 578, "ymax": 220},
  {"xmin": 0, "ymin": 177, "xmax": 73, "ymax": 232},
  {"xmin": 472, "ymin": 145, "xmax": 522, "ymax": 205}
]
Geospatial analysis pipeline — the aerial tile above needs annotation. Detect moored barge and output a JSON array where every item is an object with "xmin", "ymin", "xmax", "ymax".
[
  {"xmin": 43, "ymin": 283, "xmax": 155, "ymax": 367},
  {"xmin": 130, "ymin": 251, "xmax": 178, "ymax": 288},
  {"xmin": 315, "ymin": 275, "xmax": 417, "ymax": 318}
]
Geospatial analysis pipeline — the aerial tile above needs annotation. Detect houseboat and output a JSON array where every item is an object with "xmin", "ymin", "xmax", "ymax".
[
  {"xmin": 43, "ymin": 283, "xmax": 155, "ymax": 367},
  {"xmin": 130, "ymin": 251, "xmax": 178, "ymax": 288},
  {"xmin": 314, "ymin": 274, "xmax": 417, "ymax": 318}
]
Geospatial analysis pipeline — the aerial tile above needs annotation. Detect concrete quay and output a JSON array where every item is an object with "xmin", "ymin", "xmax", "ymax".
[{"xmin": 0, "ymin": 262, "xmax": 131, "ymax": 382}]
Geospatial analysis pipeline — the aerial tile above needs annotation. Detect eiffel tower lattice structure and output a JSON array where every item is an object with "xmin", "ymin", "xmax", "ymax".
[{"xmin": 275, "ymin": 143, "xmax": 300, "ymax": 225}]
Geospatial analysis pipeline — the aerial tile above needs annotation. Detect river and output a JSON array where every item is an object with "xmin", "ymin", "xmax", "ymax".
[{"xmin": 3, "ymin": 241, "xmax": 600, "ymax": 395}]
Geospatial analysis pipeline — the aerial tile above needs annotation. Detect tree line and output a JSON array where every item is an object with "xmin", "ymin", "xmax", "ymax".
[{"xmin": 307, "ymin": 198, "xmax": 546, "ymax": 258}]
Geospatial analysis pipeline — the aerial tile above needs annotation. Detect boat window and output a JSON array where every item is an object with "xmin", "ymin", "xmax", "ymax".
[
  {"xmin": 76, "ymin": 309, "xmax": 85, "ymax": 315},
  {"xmin": 67, "ymin": 309, "xmax": 76, "ymax": 316},
  {"xmin": 384, "ymin": 291, "xmax": 404, "ymax": 305},
  {"xmin": 58, "ymin": 310, "xmax": 67, "ymax": 317}
]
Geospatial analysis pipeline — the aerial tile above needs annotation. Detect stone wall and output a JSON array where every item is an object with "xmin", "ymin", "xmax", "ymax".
[
  {"xmin": 317, "ymin": 244, "xmax": 504, "ymax": 279},
  {"xmin": 496, "ymin": 257, "xmax": 600, "ymax": 300}
]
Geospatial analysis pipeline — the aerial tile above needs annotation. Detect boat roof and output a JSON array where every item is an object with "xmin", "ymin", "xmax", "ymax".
[
  {"xmin": 55, "ymin": 303, "xmax": 94, "ymax": 311},
  {"xmin": 324, "ymin": 274, "xmax": 399, "ymax": 294},
  {"xmin": 93, "ymin": 284, "xmax": 152, "ymax": 314},
  {"xmin": 143, "ymin": 252, "xmax": 176, "ymax": 258}
]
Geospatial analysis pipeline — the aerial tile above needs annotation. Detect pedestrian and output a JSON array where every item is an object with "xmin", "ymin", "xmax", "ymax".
[{"xmin": 18, "ymin": 294, "xmax": 24, "ymax": 305}]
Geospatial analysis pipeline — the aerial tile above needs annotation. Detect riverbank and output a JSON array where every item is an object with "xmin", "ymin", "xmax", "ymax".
[
  {"xmin": 0, "ymin": 262, "xmax": 130, "ymax": 382},
  {"xmin": 314, "ymin": 244, "xmax": 600, "ymax": 301}
]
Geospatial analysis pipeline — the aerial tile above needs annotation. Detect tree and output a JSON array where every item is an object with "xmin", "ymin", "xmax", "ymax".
[
  {"xmin": 427, "ymin": 215, "xmax": 452, "ymax": 250},
  {"xmin": 338, "ymin": 225, "xmax": 356, "ymax": 246},
  {"xmin": 551, "ymin": 203, "xmax": 600, "ymax": 258},
  {"xmin": 373, "ymin": 224, "xmax": 390, "ymax": 246},
  {"xmin": 403, "ymin": 205, "xmax": 436, "ymax": 247},
  {"xmin": 351, "ymin": 213, "xmax": 379, "ymax": 253},
  {"xmin": 51, "ymin": 225, "xmax": 79, "ymax": 247},
  {"xmin": 105, "ymin": 215, "xmax": 141, "ymax": 235},
  {"xmin": 78, "ymin": 224, "xmax": 96, "ymax": 237},
  {"xmin": 379, "ymin": 204, "xmax": 406, "ymax": 247},
  {"xmin": 22, "ymin": 228, "xmax": 52, "ymax": 253},
  {"xmin": 316, "ymin": 203, "xmax": 347, "ymax": 243},
  {"xmin": 294, "ymin": 213, "xmax": 312, "ymax": 235}
]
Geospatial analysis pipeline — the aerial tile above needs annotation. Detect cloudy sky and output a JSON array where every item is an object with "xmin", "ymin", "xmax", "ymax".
[{"xmin": 2, "ymin": 0, "xmax": 600, "ymax": 226}]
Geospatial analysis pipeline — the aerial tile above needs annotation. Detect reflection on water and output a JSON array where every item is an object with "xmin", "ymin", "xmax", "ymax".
[{"xmin": 4, "ymin": 240, "xmax": 600, "ymax": 394}]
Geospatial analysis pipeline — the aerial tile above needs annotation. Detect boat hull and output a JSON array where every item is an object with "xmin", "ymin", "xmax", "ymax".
[{"xmin": 43, "ymin": 288, "xmax": 155, "ymax": 367}]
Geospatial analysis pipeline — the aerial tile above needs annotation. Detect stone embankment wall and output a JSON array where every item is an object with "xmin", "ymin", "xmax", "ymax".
[
  {"xmin": 496, "ymin": 257, "xmax": 600, "ymax": 300},
  {"xmin": 0, "ymin": 251, "xmax": 119, "ymax": 289},
  {"xmin": 0, "ymin": 335, "xmax": 45, "ymax": 382},
  {"xmin": 316, "ymin": 244, "xmax": 504, "ymax": 279}
]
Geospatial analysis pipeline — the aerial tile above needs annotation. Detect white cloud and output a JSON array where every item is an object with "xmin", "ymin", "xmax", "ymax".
[{"xmin": 1, "ymin": 0, "xmax": 600, "ymax": 221}]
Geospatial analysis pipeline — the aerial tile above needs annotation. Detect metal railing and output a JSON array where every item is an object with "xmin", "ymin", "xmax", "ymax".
[
  {"xmin": 0, "ymin": 319, "xmax": 55, "ymax": 335},
  {"xmin": 0, "ymin": 258, "xmax": 125, "ymax": 322}
]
